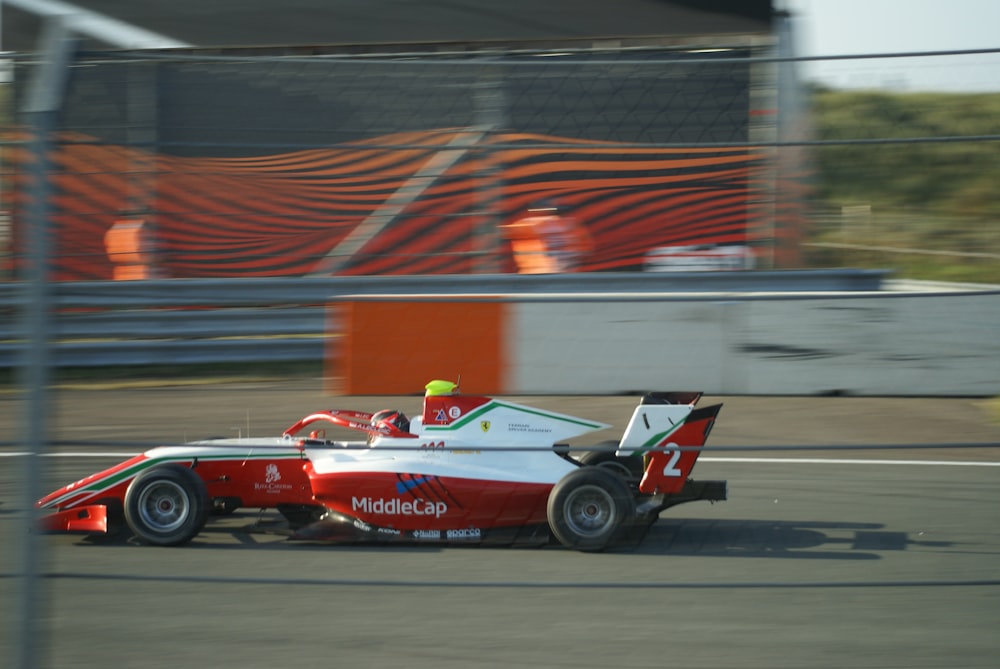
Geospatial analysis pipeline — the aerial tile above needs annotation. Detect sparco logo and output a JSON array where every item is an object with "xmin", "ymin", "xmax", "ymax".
[
  {"xmin": 352, "ymin": 497, "xmax": 448, "ymax": 518},
  {"xmin": 446, "ymin": 528, "xmax": 482, "ymax": 539}
]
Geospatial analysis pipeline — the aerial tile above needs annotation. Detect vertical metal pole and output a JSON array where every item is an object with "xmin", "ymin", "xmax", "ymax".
[
  {"xmin": 122, "ymin": 58, "xmax": 161, "ymax": 275},
  {"xmin": 0, "ymin": 0, "xmax": 11, "ymax": 278},
  {"xmin": 473, "ymin": 58, "xmax": 505, "ymax": 274},
  {"xmin": 15, "ymin": 18, "xmax": 77, "ymax": 669},
  {"xmin": 772, "ymin": 11, "xmax": 814, "ymax": 269},
  {"xmin": 748, "ymin": 34, "xmax": 779, "ymax": 271}
]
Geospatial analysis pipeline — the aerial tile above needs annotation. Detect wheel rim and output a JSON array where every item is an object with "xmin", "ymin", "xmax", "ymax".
[
  {"xmin": 137, "ymin": 480, "xmax": 190, "ymax": 532},
  {"xmin": 563, "ymin": 484, "xmax": 616, "ymax": 537}
]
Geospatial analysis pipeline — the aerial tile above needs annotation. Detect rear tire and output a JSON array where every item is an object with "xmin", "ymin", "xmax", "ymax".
[
  {"xmin": 577, "ymin": 444, "xmax": 644, "ymax": 482},
  {"xmin": 547, "ymin": 467, "xmax": 635, "ymax": 552},
  {"xmin": 124, "ymin": 465, "xmax": 209, "ymax": 546}
]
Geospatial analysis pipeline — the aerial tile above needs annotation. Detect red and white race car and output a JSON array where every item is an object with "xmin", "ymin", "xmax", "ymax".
[{"xmin": 38, "ymin": 380, "xmax": 726, "ymax": 551}]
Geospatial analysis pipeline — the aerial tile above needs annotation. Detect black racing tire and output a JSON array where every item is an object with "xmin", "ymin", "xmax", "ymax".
[
  {"xmin": 577, "ymin": 443, "xmax": 644, "ymax": 482},
  {"xmin": 547, "ymin": 467, "xmax": 636, "ymax": 552},
  {"xmin": 573, "ymin": 440, "xmax": 620, "ymax": 464},
  {"xmin": 124, "ymin": 464, "xmax": 209, "ymax": 546}
]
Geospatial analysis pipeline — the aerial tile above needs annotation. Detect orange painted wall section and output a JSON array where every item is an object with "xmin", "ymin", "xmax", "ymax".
[{"xmin": 330, "ymin": 299, "xmax": 508, "ymax": 395}]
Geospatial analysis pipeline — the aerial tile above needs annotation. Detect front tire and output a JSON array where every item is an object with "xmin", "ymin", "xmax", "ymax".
[
  {"xmin": 547, "ymin": 467, "xmax": 635, "ymax": 552},
  {"xmin": 124, "ymin": 464, "xmax": 209, "ymax": 546}
]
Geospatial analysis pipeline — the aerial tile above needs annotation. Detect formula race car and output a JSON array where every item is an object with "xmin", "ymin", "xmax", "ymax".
[{"xmin": 38, "ymin": 380, "xmax": 726, "ymax": 551}]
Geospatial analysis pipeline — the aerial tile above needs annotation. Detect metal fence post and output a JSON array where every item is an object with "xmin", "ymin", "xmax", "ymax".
[
  {"xmin": 14, "ymin": 17, "xmax": 77, "ymax": 669},
  {"xmin": 473, "ymin": 63, "xmax": 506, "ymax": 274}
]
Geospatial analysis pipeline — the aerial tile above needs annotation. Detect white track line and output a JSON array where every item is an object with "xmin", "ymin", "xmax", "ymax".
[
  {"xmin": 703, "ymin": 457, "xmax": 1000, "ymax": 467},
  {"xmin": 1, "ymin": 452, "xmax": 999, "ymax": 467},
  {"xmin": 1, "ymin": 452, "xmax": 140, "ymax": 458}
]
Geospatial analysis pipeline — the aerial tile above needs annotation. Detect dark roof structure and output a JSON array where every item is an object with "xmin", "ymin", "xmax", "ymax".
[{"xmin": 4, "ymin": 0, "xmax": 772, "ymax": 52}]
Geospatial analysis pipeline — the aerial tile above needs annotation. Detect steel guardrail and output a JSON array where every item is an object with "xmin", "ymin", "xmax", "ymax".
[{"xmin": 0, "ymin": 270, "xmax": 889, "ymax": 368}]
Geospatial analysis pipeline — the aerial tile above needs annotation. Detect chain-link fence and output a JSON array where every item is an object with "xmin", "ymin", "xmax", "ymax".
[
  {"xmin": 4, "ymin": 36, "xmax": 792, "ymax": 280},
  {"xmin": 2, "ymin": 33, "xmax": 1000, "ymax": 282}
]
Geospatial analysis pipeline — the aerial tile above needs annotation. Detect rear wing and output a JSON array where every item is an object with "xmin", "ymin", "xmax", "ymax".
[
  {"xmin": 616, "ymin": 394, "xmax": 721, "ymax": 495},
  {"xmin": 616, "ymin": 392, "xmax": 703, "ymax": 456}
]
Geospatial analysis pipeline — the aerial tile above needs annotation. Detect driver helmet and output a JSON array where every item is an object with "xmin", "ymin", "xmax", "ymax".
[{"xmin": 370, "ymin": 409, "xmax": 410, "ymax": 435}]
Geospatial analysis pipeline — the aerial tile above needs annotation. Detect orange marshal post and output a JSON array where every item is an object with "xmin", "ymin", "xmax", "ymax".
[{"xmin": 104, "ymin": 217, "xmax": 155, "ymax": 280}]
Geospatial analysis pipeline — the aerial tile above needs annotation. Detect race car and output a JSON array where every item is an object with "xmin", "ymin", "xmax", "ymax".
[{"xmin": 37, "ymin": 380, "xmax": 726, "ymax": 551}]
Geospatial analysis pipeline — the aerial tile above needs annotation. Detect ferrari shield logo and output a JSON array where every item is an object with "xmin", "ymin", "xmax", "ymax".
[{"xmin": 480, "ymin": 420, "xmax": 490, "ymax": 433}]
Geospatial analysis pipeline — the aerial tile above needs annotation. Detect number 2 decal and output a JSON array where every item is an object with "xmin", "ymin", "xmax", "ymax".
[{"xmin": 661, "ymin": 443, "xmax": 683, "ymax": 477}]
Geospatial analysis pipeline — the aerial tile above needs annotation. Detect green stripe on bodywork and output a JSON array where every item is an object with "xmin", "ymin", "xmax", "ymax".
[
  {"xmin": 49, "ymin": 451, "xmax": 303, "ymax": 507},
  {"xmin": 424, "ymin": 401, "xmax": 605, "ymax": 432},
  {"xmin": 632, "ymin": 421, "xmax": 685, "ymax": 455}
]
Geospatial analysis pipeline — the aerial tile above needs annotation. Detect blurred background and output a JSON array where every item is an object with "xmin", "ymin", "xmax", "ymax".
[
  {"xmin": 2, "ymin": 0, "xmax": 998, "ymax": 285},
  {"xmin": 780, "ymin": 0, "xmax": 1000, "ymax": 283}
]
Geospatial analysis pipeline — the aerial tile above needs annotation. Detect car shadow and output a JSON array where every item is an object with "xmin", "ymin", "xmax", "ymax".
[
  {"xmin": 73, "ymin": 513, "xmax": 953, "ymax": 560},
  {"xmin": 623, "ymin": 518, "xmax": 952, "ymax": 559}
]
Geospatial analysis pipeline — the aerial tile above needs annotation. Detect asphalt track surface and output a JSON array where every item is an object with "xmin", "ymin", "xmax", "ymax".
[{"xmin": 2, "ymin": 379, "xmax": 1000, "ymax": 668}]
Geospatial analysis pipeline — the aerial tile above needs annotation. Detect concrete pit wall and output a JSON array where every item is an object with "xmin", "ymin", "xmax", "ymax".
[{"xmin": 330, "ymin": 289, "xmax": 1000, "ymax": 396}]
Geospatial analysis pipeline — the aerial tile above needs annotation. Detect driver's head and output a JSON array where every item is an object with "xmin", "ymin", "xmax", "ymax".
[{"xmin": 371, "ymin": 409, "xmax": 410, "ymax": 434}]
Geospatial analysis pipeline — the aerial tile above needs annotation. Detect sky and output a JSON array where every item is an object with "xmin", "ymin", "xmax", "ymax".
[{"xmin": 775, "ymin": 0, "xmax": 1000, "ymax": 92}]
